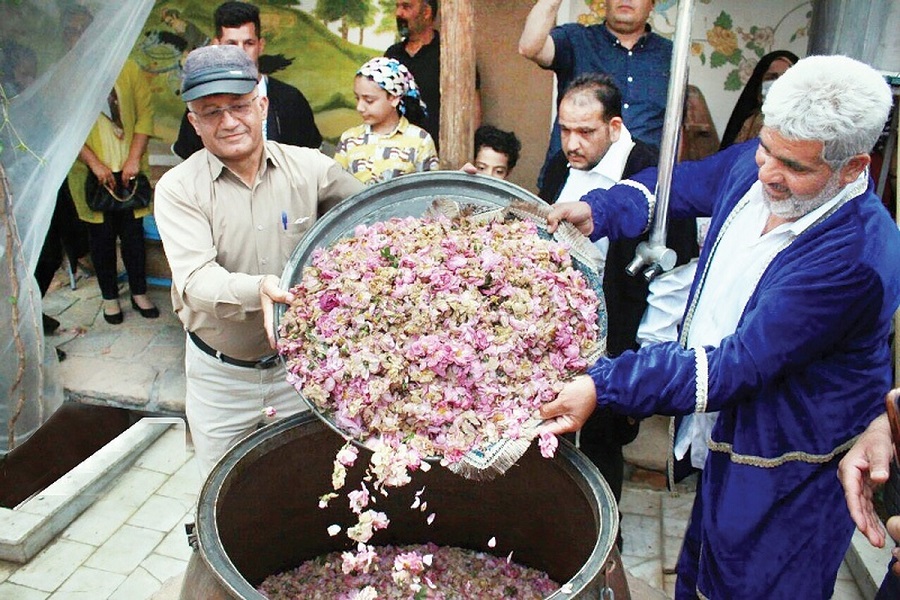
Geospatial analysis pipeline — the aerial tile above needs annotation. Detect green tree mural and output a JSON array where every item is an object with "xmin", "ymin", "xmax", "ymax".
[
  {"xmin": 348, "ymin": 2, "xmax": 376, "ymax": 45},
  {"xmin": 376, "ymin": 0, "xmax": 398, "ymax": 37},
  {"xmin": 314, "ymin": 0, "xmax": 371, "ymax": 41}
]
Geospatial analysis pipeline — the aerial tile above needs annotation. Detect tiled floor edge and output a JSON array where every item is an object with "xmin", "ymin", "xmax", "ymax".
[
  {"xmin": 0, "ymin": 419, "xmax": 172, "ymax": 563},
  {"xmin": 846, "ymin": 528, "xmax": 894, "ymax": 597}
]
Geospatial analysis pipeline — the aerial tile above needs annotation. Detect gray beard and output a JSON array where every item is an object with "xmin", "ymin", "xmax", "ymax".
[{"xmin": 761, "ymin": 173, "xmax": 843, "ymax": 220}]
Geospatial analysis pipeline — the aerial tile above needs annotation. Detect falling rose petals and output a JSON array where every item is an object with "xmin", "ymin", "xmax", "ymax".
[
  {"xmin": 538, "ymin": 431, "xmax": 559, "ymax": 458},
  {"xmin": 319, "ymin": 492, "xmax": 338, "ymax": 508},
  {"xmin": 274, "ymin": 214, "xmax": 600, "ymax": 597},
  {"xmin": 336, "ymin": 443, "xmax": 359, "ymax": 467},
  {"xmin": 263, "ymin": 406, "xmax": 277, "ymax": 418},
  {"xmin": 488, "ymin": 536, "xmax": 497, "ymax": 548},
  {"xmin": 327, "ymin": 524, "xmax": 341, "ymax": 537}
]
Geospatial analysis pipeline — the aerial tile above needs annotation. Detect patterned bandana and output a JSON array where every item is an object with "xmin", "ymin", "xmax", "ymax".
[{"xmin": 356, "ymin": 57, "xmax": 428, "ymax": 117}]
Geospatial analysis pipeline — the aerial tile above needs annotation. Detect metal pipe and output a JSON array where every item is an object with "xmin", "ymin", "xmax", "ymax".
[{"xmin": 627, "ymin": 0, "xmax": 694, "ymax": 281}]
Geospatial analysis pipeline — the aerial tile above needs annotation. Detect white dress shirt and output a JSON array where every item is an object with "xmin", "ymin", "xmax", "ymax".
[
  {"xmin": 258, "ymin": 76, "xmax": 269, "ymax": 140},
  {"xmin": 674, "ymin": 178, "xmax": 856, "ymax": 468}
]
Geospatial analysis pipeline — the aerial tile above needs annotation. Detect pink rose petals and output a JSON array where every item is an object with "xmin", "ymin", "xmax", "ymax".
[
  {"xmin": 273, "ymin": 214, "xmax": 600, "ymax": 597},
  {"xmin": 347, "ymin": 510, "xmax": 390, "ymax": 544},
  {"xmin": 278, "ymin": 214, "xmax": 599, "ymax": 470},
  {"xmin": 336, "ymin": 443, "xmax": 359, "ymax": 467},
  {"xmin": 538, "ymin": 431, "xmax": 559, "ymax": 458},
  {"xmin": 258, "ymin": 543, "xmax": 560, "ymax": 599},
  {"xmin": 348, "ymin": 484, "xmax": 371, "ymax": 514}
]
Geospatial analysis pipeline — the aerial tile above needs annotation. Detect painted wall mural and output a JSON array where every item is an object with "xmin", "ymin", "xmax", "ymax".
[
  {"xmin": 135, "ymin": 1, "xmax": 400, "ymax": 146},
  {"xmin": 121, "ymin": 1, "xmax": 811, "ymax": 151},
  {"xmin": 567, "ymin": 0, "xmax": 812, "ymax": 135}
]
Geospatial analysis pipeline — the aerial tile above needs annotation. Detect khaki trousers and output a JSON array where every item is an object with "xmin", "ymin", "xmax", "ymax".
[{"xmin": 184, "ymin": 335, "xmax": 307, "ymax": 477}]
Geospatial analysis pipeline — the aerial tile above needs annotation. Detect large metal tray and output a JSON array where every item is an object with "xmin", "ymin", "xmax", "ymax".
[{"xmin": 274, "ymin": 171, "xmax": 607, "ymax": 451}]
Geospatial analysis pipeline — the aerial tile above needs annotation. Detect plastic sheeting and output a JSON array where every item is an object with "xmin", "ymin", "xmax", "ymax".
[{"xmin": 0, "ymin": 1, "xmax": 154, "ymax": 454}]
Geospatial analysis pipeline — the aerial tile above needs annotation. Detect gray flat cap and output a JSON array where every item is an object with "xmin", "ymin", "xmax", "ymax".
[{"xmin": 181, "ymin": 45, "xmax": 259, "ymax": 102}]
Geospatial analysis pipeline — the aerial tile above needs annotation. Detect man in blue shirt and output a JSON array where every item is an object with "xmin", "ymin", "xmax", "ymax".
[{"xmin": 519, "ymin": 0, "xmax": 671, "ymax": 185}]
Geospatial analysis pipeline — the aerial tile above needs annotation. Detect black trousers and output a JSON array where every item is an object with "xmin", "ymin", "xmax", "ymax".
[
  {"xmin": 35, "ymin": 181, "xmax": 89, "ymax": 296},
  {"xmin": 86, "ymin": 210, "xmax": 147, "ymax": 300}
]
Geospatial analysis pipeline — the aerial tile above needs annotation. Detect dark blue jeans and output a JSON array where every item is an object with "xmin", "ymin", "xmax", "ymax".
[{"xmin": 875, "ymin": 557, "xmax": 900, "ymax": 599}]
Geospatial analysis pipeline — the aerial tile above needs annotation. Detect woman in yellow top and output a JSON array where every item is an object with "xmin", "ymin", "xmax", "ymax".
[
  {"xmin": 68, "ymin": 59, "xmax": 158, "ymax": 324},
  {"xmin": 334, "ymin": 57, "xmax": 439, "ymax": 186}
]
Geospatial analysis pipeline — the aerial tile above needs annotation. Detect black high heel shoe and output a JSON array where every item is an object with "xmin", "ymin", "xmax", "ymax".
[{"xmin": 131, "ymin": 296, "xmax": 160, "ymax": 319}]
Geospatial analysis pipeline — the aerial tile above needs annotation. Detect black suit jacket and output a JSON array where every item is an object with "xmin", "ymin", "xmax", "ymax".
[
  {"xmin": 539, "ymin": 139, "xmax": 699, "ymax": 456},
  {"xmin": 173, "ymin": 76, "xmax": 322, "ymax": 160}
]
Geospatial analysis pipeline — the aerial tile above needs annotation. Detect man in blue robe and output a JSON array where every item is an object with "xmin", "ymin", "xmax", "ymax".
[{"xmin": 541, "ymin": 55, "xmax": 900, "ymax": 599}]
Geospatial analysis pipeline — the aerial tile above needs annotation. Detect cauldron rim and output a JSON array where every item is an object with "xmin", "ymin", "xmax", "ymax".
[{"xmin": 193, "ymin": 412, "xmax": 619, "ymax": 599}]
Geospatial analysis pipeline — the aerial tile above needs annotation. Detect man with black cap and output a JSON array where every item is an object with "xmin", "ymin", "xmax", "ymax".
[{"xmin": 154, "ymin": 44, "xmax": 363, "ymax": 477}]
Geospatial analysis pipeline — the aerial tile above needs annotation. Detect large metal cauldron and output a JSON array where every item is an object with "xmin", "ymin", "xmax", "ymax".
[{"xmin": 179, "ymin": 413, "xmax": 629, "ymax": 599}]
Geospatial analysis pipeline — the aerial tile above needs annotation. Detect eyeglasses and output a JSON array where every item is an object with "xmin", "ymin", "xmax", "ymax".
[{"xmin": 190, "ymin": 94, "xmax": 259, "ymax": 124}]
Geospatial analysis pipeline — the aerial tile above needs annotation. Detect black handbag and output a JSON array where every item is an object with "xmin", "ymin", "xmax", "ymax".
[{"xmin": 85, "ymin": 171, "xmax": 152, "ymax": 212}]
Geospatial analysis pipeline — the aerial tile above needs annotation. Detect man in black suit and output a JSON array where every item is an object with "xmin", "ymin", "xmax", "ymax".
[
  {"xmin": 539, "ymin": 73, "xmax": 697, "ymax": 544},
  {"xmin": 173, "ymin": 2, "xmax": 321, "ymax": 159}
]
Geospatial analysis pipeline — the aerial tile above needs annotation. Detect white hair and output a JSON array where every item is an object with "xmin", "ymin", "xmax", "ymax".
[{"xmin": 762, "ymin": 55, "xmax": 892, "ymax": 167}]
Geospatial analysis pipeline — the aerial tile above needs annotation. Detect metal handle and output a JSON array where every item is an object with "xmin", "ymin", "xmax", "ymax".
[{"xmin": 630, "ymin": 0, "xmax": 695, "ymax": 281}]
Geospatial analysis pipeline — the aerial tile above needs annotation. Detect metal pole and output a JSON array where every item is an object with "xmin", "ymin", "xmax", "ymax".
[{"xmin": 626, "ymin": 0, "xmax": 695, "ymax": 281}]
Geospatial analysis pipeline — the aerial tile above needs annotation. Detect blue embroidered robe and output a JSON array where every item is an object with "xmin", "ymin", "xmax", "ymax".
[{"xmin": 580, "ymin": 140, "xmax": 900, "ymax": 598}]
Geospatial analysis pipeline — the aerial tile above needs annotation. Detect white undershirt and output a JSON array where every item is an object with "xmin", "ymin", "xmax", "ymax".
[
  {"xmin": 674, "ymin": 178, "xmax": 855, "ymax": 468},
  {"xmin": 258, "ymin": 76, "xmax": 269, "ymax": 140},
  {"xmin": 556, "ymin": 125, "xmax": 636, "ymax": 264}
]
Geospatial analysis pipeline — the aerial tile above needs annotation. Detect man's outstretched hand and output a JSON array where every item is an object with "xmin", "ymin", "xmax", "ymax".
[
  {"xmin": 547, "ymin": 201, "xmax": 594, "ymax": 237},
  {"xmin": 837, "ymin": 412, "xmax": 893, "ymax": 548},
  {"xmin": 539, "ymin": 375, "xmax": 598, "ymax": 435}
]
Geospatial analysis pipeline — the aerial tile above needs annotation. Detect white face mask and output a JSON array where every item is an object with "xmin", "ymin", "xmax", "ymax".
[{"xmin": 760, "ymin": 80, "xmax": 774, "ymax": 100}]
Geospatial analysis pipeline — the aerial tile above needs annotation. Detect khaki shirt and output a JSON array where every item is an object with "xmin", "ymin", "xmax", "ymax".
[{"xmin": 154, "ymin": 141, "xmax": 363, "ymax": 360}]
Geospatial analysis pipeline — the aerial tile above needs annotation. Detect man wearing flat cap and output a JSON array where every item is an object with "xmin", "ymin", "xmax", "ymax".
[{"xmin": 154, "ymin": 45, "xmax": 363, "ymax": 477}]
